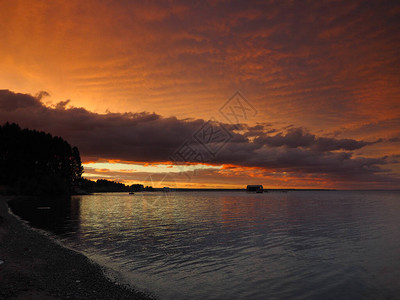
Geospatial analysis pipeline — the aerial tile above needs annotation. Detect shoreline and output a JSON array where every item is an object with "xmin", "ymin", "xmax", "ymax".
[{"xmin": 0, "ymin": 196, "xmax": 155, "ymax": 300}]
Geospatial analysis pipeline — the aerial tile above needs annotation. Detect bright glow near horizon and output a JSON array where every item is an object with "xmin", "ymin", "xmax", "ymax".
[{"xmin": 83, "ymin": 162, "xmax": 222, "ymax": 174}]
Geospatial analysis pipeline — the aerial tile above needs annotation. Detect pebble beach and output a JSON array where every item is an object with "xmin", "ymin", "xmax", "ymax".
[{"xmin": 0, "ymin": 196, "xmax": 154, "ymax": 300}]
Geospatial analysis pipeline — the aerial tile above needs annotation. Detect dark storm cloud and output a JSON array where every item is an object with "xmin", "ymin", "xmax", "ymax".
[
  {"xmin": 254, "ymin": 127, "xmax": 374, "ymax": 151},
  {"xmin": 0, "ymin": 90, "xmax": 42, "ymax": 111},
  {"xmin": 0, "ymin": 89, "xmax": 205, "ymax": 162},
  {"xmin": 0, "ymin": 89, "xmax": 397, "ymax": 185}
]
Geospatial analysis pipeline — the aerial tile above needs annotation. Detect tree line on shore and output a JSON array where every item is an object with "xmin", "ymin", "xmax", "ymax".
[
  {"xmin": 79, "ymin": 179, "xmax": 149, "ymax": 193},
  {"xmin": 0, "ymin": 122, "xmax": 149, "ymax": 195}
]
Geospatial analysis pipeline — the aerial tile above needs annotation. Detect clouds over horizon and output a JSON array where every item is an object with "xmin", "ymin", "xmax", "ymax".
[
  {"xmin": 1, "ymin": 89, "xmax": 399, "ymax": 189},
  {"xmin": 1, "ymin": 0, "xmax": 399, "ymax": 132}
]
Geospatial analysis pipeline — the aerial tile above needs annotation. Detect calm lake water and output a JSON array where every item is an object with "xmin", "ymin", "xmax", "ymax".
[{"xmin": 10, "ymin": 191, "xmax": 400, "ymax": 299}]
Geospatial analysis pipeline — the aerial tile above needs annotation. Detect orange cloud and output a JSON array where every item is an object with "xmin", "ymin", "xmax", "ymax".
[{"xmin": 1, "ymin": 1, "xmax": 400, "ymax": 189}]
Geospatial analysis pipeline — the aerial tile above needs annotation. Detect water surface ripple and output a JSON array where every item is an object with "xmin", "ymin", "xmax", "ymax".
[{"xmin": 11, "ymin": 191, "xmax": 400, "ymax": 299}]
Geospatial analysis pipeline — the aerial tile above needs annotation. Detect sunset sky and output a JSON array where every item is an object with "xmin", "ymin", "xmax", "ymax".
[{"xmin": 1, "ymin": 0, "xmax": 399, "ymax": 189}]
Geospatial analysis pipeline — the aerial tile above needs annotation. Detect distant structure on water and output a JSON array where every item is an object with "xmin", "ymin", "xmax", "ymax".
[{"xmin": 246, "ymin": 185, "xmax": 263, "ymax": 193}]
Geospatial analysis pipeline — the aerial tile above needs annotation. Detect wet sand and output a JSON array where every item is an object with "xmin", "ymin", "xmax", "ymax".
[{"xmin": 0, "ymin": 196, "xmax": 154, "ymax": 300}]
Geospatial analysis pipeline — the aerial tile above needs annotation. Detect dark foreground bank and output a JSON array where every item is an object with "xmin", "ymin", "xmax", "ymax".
[{"xmin": 0, "ymin": 196, "xmax": 154, "ymax": 300}]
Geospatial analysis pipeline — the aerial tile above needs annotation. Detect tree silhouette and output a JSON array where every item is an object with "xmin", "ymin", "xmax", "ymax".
[{"xmin": 0, "ymin": 122, "xmax": 83, "ymax": 195}]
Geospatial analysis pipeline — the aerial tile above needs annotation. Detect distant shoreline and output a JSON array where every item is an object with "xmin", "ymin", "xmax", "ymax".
[
  {"xmin": 156, "ymin": 188, "xmax": 336, "ymax": 192},
  {"xmin": 84, "ymin": 188, "xmax": 336, "ymax": 192},
  {"xmin": 0, "ymin": 196, "xmax": 155, "ymax": 300},
  {"xmin": 74, "ymin": 188, "xmax": 400, "ymax": 193}
]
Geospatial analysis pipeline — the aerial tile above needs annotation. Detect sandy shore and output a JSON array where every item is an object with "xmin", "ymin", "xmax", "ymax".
[{"xmin": 0, "ymin": 196, "xmax": 154, "ymax": 300}]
